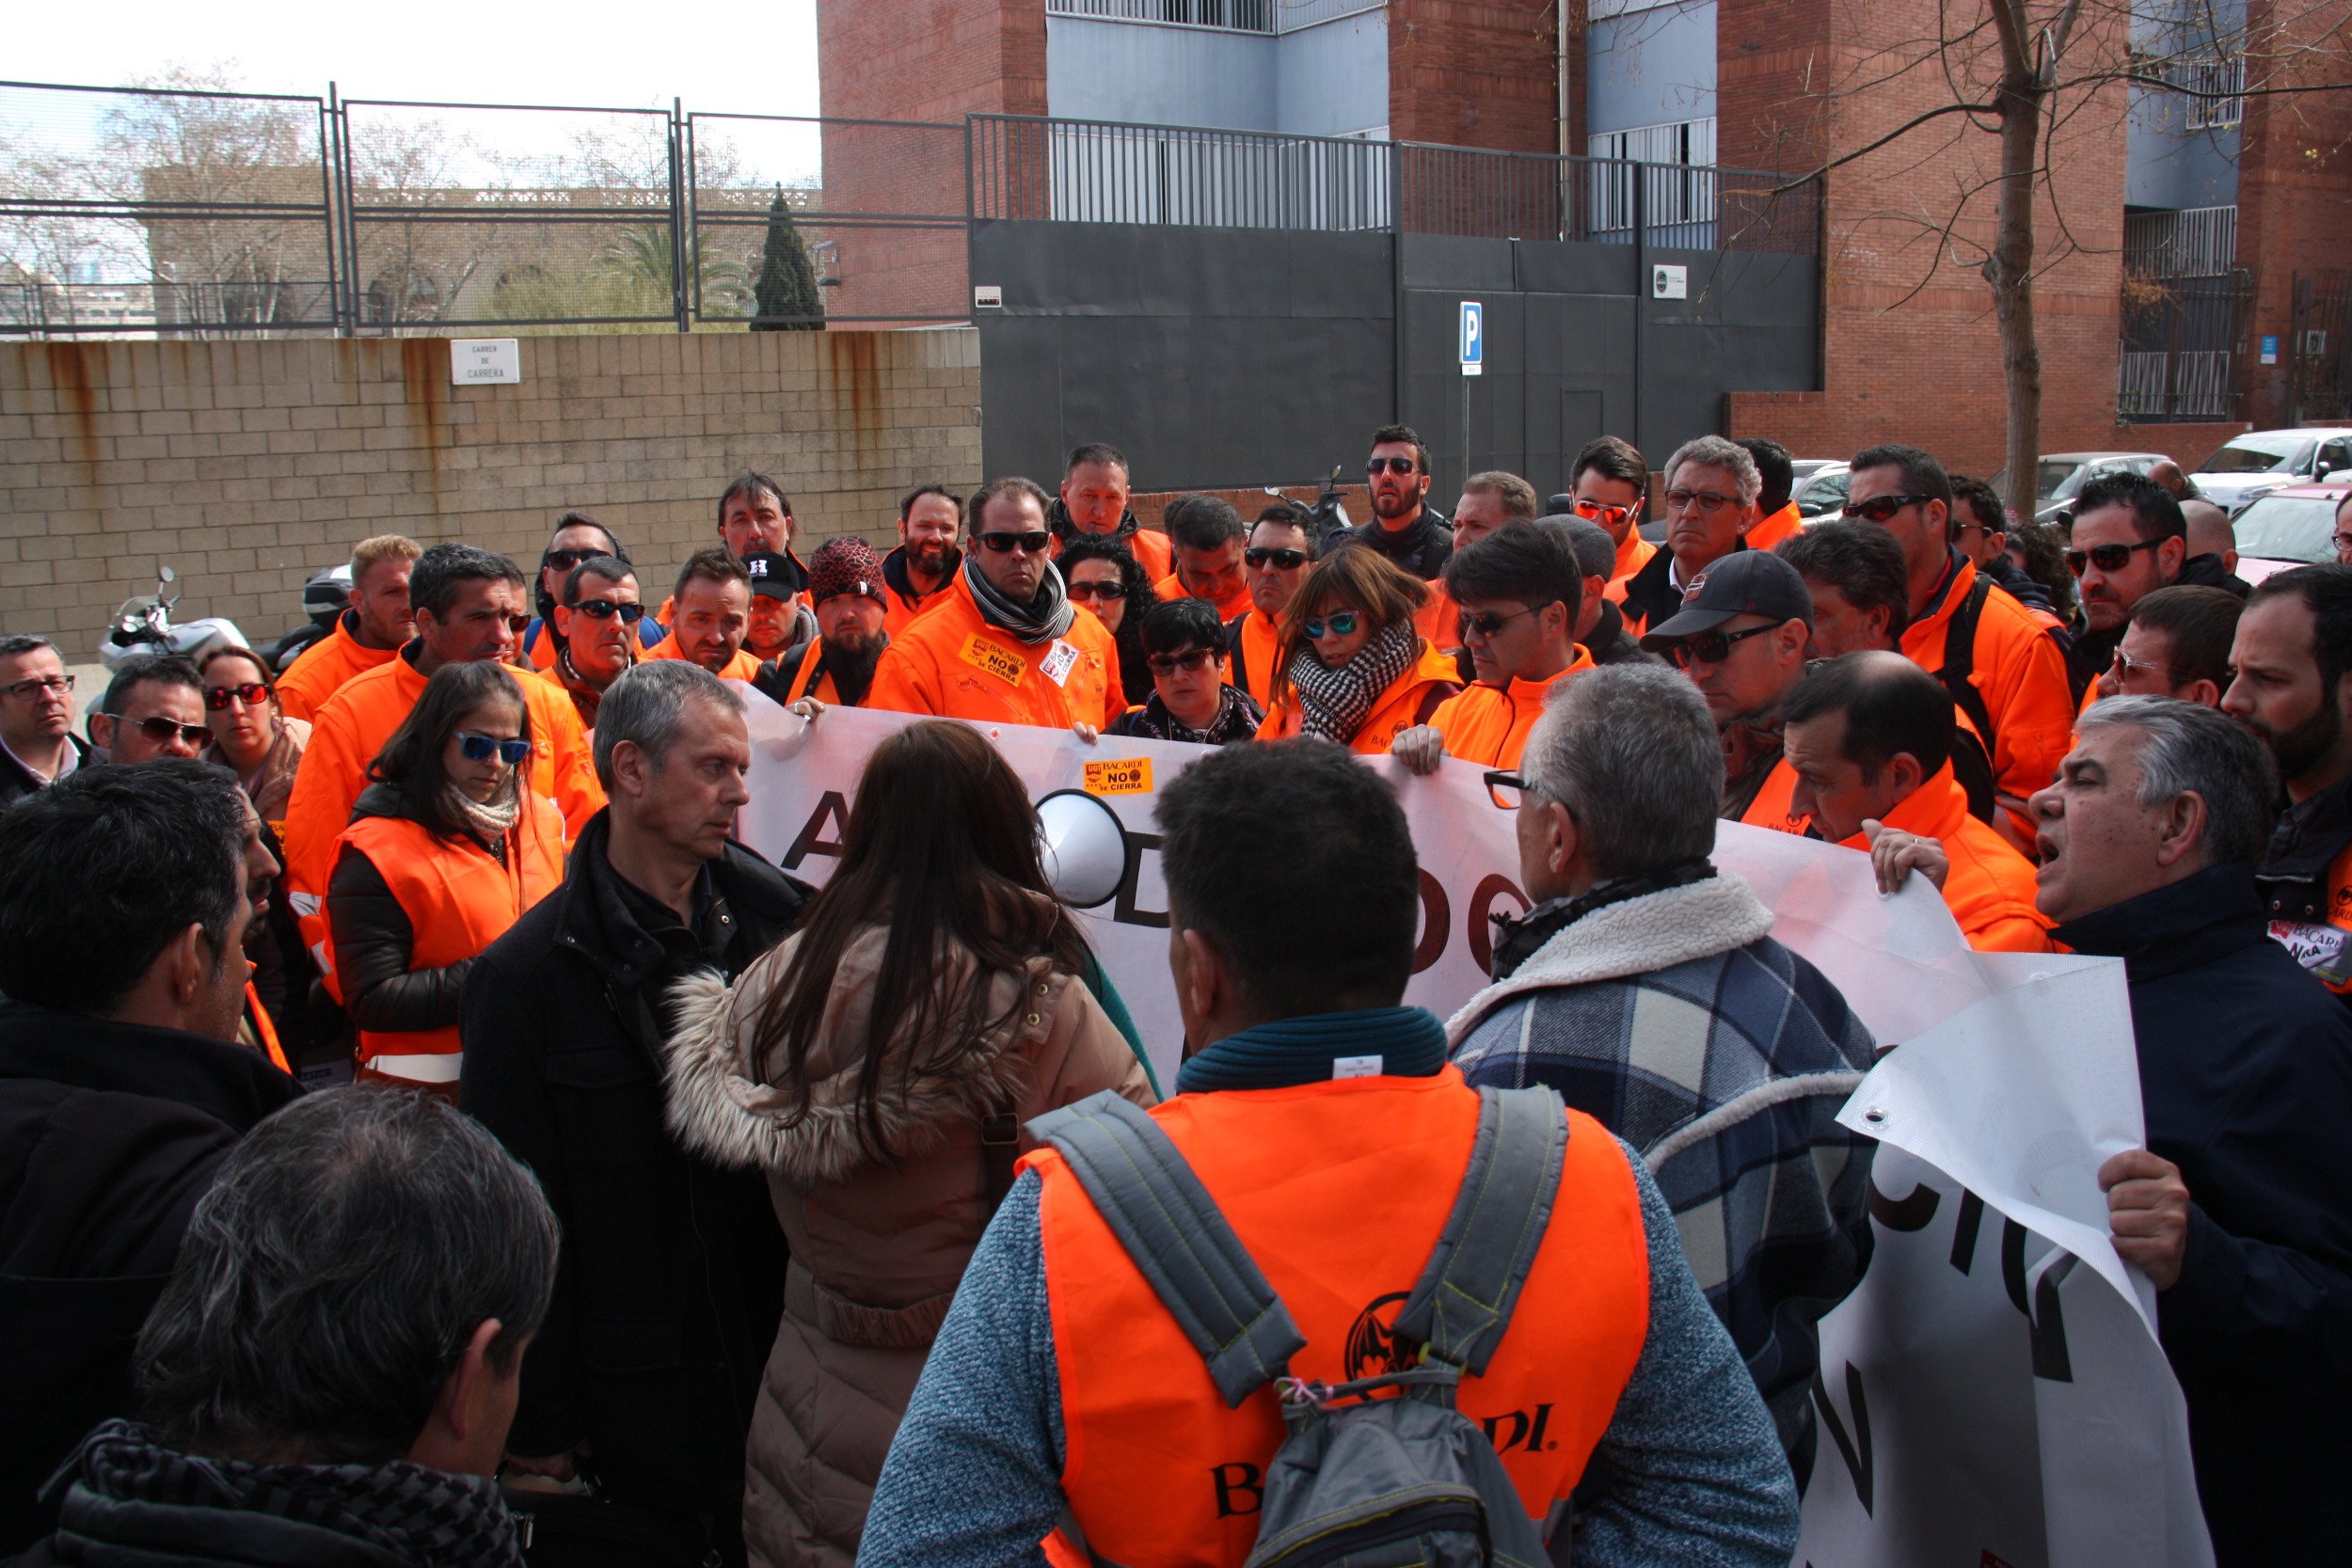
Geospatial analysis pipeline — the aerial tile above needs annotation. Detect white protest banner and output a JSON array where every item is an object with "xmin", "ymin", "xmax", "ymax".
[{"xmin": 733, "ymin": 693, "xmax": 2209, "ymax": 1564}]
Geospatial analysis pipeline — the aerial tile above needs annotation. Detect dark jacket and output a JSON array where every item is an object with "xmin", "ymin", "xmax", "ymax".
[
  {"xmin": 458, "ymin": 811, "xmax": 808, "ymax": 1557},
  {"xmin": 1584, "ymin": 597, "xmax": 1657, "ymax": 666},
  {"xmin": 1621, "ymin": 536, "xmax": 1748, "ymax": 637},
  {"xmin": 0, "ymin": 736, "xmax": 89, "ymax": 812},
  {"xmin": 2052, "ymin": 863, "xmax": 2352, "ymax": 1565},
  {"xmin": 2179, "ymin": 550, "xmax": 2251, "ymax": 599},
  {"xmin": 0, "ymin": 1005, "xmax": 300, "ymax": 1554},
  {"xmin": 1337, "ymin": 503, "xmax": 1454, "ymax": 581}
]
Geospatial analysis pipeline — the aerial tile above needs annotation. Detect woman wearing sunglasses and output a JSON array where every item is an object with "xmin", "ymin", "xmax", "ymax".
[
  {"xmin": 326, "ymin": 661, "xmax": 564, "ymax": 1099},
  {"xmin": 197, "ymin": 644, "xmax": 309, "ymax": 827},
  {"xmin": 1263, "ymin": 547, "xmax": 1461, "ymax": 752},
  {"xmin": 1057, "ymin": 535, "xmax": 1160, "ymax": 708}
]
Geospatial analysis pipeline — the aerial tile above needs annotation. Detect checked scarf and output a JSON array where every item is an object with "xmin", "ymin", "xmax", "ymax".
[
  {"xmin": 1285, "ymin": 618, "xmax": 1417, "ymax": 742},
  {"xmin": 963, "ymin": 555, "xmax": 1076, "ymax": 645}
]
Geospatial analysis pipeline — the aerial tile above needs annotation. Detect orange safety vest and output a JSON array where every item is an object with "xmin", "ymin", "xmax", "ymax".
[
  {"xmin": 276, "ymin": 615, "xmax": 401, "ymax": 726},
  {"xmin": 1425, "ymin": 649, "xmax": 1596, "ymax": 769},
  {"xmin": 1263, "ymin": 641, "xmax": 1464, "ymax": 755},
  {"xmin": 883, "ymin": 562, "xmax": 955, "ymax": 638},
  {"xmin": 1025, "ymin": 1067, "xmax": 1649, "ymax": 1566},
  {"xmin": 330, "ymin": 799, "xmax": 565, "ymax": 1068},
  {"xmin": 1224, "ymin": 609, "xmax": 1282, "ymax": 713},
  {"xmin": 242, "ymin": 981, "xmax": 290, "ymax": 1075},
  {"xmin": 1603, "ymin": 531, "xmax": 1658, "ymax": 605},
  {"xmin": 1739, "ymin": 755, "xmax": 1809, "ymax": 834},
  {"xmin": 1830, "ymin": 763, "xmax": 2054, "ymax": 953},
  {"xmin": 1898, "ymin": 556, "xmax": 2074, "ymax": 833},
  {"xmin": 1154, "ymin": 569, "xmax": 1254, "ymax": 625},
  {"xmin": 781, "ymin": 646, "xmax": 853, "ymax": 707},
  {"xmin": 864, "ymin": 575, "xmax": 1124, "ymax": 732},
  {"xmin": 1746, "ymin": 500, "xmax": 1803, "ymax": 553},
  {"xmin": 641, "ymin": 633, "xmax": 762, "ymax": 682},
  {"xmin": 1418, "ymin": 578, "xmax": 1461, "ymax": 654}
]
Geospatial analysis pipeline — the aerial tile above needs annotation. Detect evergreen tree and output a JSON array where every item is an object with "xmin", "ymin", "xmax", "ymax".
[{"xmin": 751, "ymin": 185, "xmax": 824, "ymax": 331}]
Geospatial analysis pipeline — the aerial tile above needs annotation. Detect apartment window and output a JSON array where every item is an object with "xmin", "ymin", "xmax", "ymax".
[
  {"xmin": 2170, "ymin": 55, "xmax": 2246, "ymax": 131},
  {"xmin": 1590, "ymin": 116, "xmax": 1717, "ymax": 233}
]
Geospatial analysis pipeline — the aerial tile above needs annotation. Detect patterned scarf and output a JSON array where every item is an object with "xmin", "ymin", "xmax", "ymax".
[
  {"xmin": 962, "ymin": 554, "xmax": 1076, "ymax": 645},
  {"xmin": 1284, "ymin": 619, "xmax": 1418, "ymax": 741},
  {"xmin": 59, "ymin": 1419, "xmax": 525, "ymax": 1566},
  {"xmin": 1121, "ymin": 684, "xmax": 1263, "ymax": 745}
]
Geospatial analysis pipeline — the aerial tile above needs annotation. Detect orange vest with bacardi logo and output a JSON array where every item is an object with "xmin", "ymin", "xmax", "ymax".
[{"xmin": 1024, "ymin": 1067, "xmax": 1649, "ymax": 1566}]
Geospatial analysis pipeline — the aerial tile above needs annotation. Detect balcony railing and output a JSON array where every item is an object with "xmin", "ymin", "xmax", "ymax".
[
  {"xmin": 2125, "ymin": 204, "xmax": 2237, "ymax": 279},
  {"xmin": 1044, "ymin": 0, "xmax": 1384, "ymax": 35}
]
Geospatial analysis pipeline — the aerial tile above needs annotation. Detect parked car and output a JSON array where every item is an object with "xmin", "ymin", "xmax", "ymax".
[
  {"xmin": 1988, "ymin": 451, "xmax": 2171, "ymax": 526},
  {"xmin": 2229, "ymin": 483, "xmax": 2351, "ymax": 586},
  {"xmin": 2189, "ymin": 429, "xmax": 2352, "ymax": 514},
  {"xmin": 1794, "ymin": 462, "xmax": 1851, "ymax": 519}
]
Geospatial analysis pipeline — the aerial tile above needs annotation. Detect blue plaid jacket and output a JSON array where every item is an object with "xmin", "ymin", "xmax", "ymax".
[{"xmin": 1448, "ymin": 869, "xmax": 1876, "ymax": 1482}]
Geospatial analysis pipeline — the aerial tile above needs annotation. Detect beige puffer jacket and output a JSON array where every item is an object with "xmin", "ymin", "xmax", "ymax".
[{"xmin": 661, "ymin": 919, "xmax": 1153, "ymax": 1568}]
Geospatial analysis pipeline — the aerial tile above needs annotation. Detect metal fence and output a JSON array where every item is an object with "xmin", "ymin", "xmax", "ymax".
[
  {"xmin": 3, "ymin": 80, "xmax": 1821, "ymax": 337},
  {"xmin": 1044, "ymin": 0, "xmax": 1383, "ymax": 33},
  {"xmin": 2119, "ymin": 270, "xmax": 2252, "ymax": 421},
  {"xmin": 2291, "ymin": 270, "xmax": 2352, "ymax": 426}
]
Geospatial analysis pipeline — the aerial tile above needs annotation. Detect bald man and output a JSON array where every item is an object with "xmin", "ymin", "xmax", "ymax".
[{"xmin": 2181, "ymin": 498, "xmax": 2249, "ymax": 597}]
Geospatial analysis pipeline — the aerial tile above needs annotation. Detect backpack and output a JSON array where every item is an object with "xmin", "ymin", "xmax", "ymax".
[{"xmin": 1030, "ymin": 1085, "xmax": 1569, "ymax": 1568}]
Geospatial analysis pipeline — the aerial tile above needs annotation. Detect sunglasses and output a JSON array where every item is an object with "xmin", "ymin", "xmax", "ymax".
[
  {"xmin": 1068, "ymin": 580, "xmax": 1128, "ymax": 601},
  {"xmin": 1366, "ymin": 456, "xmax": 1420, "ymax": 476},
  {"xmin": 1840, "ymin": 493, "xmax": 1937, "ymax": 524},
  {"xmin": 572, "ymin": 598, "xmax": 646, "ymax": 623},
  {"xmin": 456, "ymin": 732, "xmax": 532, "ymax": 766},
  {"xmin": 1572, "ymin": 498, "xmax": 1635, "ymax": 528},
  {"xmin": 2110, "ymin": 647, "xmax": 2169, "ymax": 682},
  {"xmin": 1245, "ymin": 546, "xmax": 1309, "ymax": 570},
  {"xmin": 1459, "ymin": 607, "xmax": 1537, "ymax": 639},
  {"xmin": 1148, "ymin": 647, "xmax": 1218, "ymax": 675},
  {"xmin": 977, "ymin": 531, "xmax": 1052, "ymax": 554},
  {"xmin": 1483, "ymin": 770, "xmax": 1561, "ymax": 811},
  {"xmin": 543, "ymin": 547, "xmax": 600, "ymax": 570},
  {"xmin": 1301, "ymin": 610, "xmax": 1360, "ymax": 640},
  {"xmin": 203, "ymin": 682, "xmax": 270, "ymax": 710},
  {"xmin": 1667, "ymin": 622, "xmax": 1780, "ymax": 669},
  {"xmin": 111, "ymin": 714, "xmax": 212, "ymax": 747},
  {"xmin": 2, "ymin": 673, "xmax": 73, "ymax": 702},
  {"xmin": 2066, "ymin": 537, "xmax": 2163, "ymax": 576}
]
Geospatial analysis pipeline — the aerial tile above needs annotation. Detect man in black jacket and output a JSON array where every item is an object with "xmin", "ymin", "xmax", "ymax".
[
  {"xmin": 461, "ymin": 660, "xmax": 808, "ymax": 1567},
  {"xmin": 1339, "ymin": 422, "xmax": 1453, "ymax": 579},
  {"xmin": 0, "ymin": 760, "xmax": 299, "ymax": 1553},
  {"xmin": 2032, "ymin": 696, "xmax": 2352, "ymax": 1564}
]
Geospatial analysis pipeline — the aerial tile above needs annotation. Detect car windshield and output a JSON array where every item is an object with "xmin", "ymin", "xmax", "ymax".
[
  {"xmin": 2232, "ymin": 495, "xmax": 2341, "ymax": 563},
  {"xmin": 2036, "ymin": 460, "xmax": 2086, "ymax": 500},
  {"xmin": 2203, "ymin": 438, "xmax": 2314, "ymax": 475},
  {"xmin": 1796, "ymin": 470, "xmax": 1850, "ymax": 515}
]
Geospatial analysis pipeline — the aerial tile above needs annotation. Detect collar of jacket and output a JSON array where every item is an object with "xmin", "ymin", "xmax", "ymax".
[
  {"xmin": 0, "ymin": 1002, "xmax": 297, "ymax": 1127},
  {"xmin": 1046, "ymin": 498, "xmax": 1140, "ymax": 546},
  {"xmin": 882, "ymin": 542, "xmax": 959, "ymax": 606},
  {"xmin": 1355, "ymin": 503, "xmax": 1448, "ymax": 564},
  {"xmin": 2177, "ymin": 552, "xmax": 2233, "ymax": 591},
  {"xmin": 1444, "ymin": 866, "xmax": 1774, "ymax": 1046},
  {"xmin": 549, "ymin": 810, "xmax": 806, "ymax": 999},
  {"xmin": 2050, "ymin": 862, "xmax": 2273, "ymax": 982},
  {"xmin": 2259, "ymin": 769, "xmax": 2352, "ymax": 889},
  {"xmin": 1175, "ymin": 1006, "xmax": 1448, "ymax": 1093},
  {"xmin": 1484, "ymin": 860, "xmax": 1720, "ymax": 982}
]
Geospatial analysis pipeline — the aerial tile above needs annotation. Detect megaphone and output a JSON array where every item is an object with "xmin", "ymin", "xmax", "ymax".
[{"xmin": 1035, "ymin": 788, "xmax": 1128, "ymax": 910}]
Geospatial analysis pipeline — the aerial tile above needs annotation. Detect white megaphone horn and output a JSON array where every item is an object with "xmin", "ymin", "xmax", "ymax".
[{"xmin": 1034, "ymin": 788, "xmax": 1128, "ymax": 910}]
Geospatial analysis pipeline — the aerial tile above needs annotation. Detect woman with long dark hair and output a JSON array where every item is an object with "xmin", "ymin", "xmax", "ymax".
[
  {"xmin": 325, "ymin": 661, "xmax": 564, "ymax": 1097},
  {"xmin": 663, "ymin": 719, "xmax": 1152, "ymax": 1568},
  {"xmin": 1057, "ymin": 533, "xmax": 1159, "ymax": 708}
]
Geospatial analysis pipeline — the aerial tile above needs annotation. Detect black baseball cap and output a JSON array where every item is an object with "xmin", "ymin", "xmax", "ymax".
[
  {"xmin": 740, "ymin": 549, "xmax": 805, "ymax": 601},
  {"xmin": 1640, "ymin": 549, "xmax": 1814, "ymax": 646}
]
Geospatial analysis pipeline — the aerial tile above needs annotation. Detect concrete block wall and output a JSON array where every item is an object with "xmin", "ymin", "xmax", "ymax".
[{"xmin": 0, "ymin": 328, "xmax": 983, "ymax": 651}]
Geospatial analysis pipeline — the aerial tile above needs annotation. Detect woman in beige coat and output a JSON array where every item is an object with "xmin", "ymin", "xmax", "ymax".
[{"xmin": 662, "ymin": 719, "xmax": 1154, "ymax": 1568}]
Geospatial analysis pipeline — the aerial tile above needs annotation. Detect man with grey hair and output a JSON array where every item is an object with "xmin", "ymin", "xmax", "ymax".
[
  {"xmin": 2029, "ymin": 696, "xmax": 2352, "ymax": 1563},
  {"xmin": 462, "ymin": 660, "xmax": 809, "ymax": 1566},
  {"xmin": 1447, "ymin": 663, "xmax": 1876, "ymax": 1485},
  {"xmin": 1450, "ymin": 468, "xmax": 1540, "ymax": 549},
  {"xmin": 1619, "ymin": 435, "xmax": 1762, "ymax": 637},
  {"xmin": 1541, "ymin": 515, "xmax": 1654, "ymax": 665},
  {"xmin": 19, "ymin": 1088, "xmax": 556, "ymax": 1565}
]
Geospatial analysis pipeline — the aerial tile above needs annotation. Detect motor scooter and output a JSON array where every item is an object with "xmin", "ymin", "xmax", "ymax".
[
  {"xmin": 1263, "ymin": 466, "xmax": 1353, "ymax": 550},
  {"xmin": 99, "ymin": 564, "xmax": 249, "ymax": 672}
]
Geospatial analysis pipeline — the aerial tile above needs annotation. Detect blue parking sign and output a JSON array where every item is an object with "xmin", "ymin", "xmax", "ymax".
[{"xmin": 1460, "ymin": 301, "xmax": 1483, "ymax": 376}]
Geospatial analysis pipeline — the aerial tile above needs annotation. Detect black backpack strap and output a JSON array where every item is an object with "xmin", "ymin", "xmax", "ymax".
[
  {"xmin": 1028, "ymin": 1091, "xmax": 1307, "ymax": 1407},
  {"xmin": 1223, "ymin": 612, "xmax": 1250, "ymax": 695},
  {"xmin": 1951, "ymin": 722, "xmax": 1998, "ymax": 823},
  {"xmin": 1939, "ymin": 576, "xmax": 1998, "ymax": 756},
  {"xmin": 1390, "ymin": 1087, "xmax": 1568, "ymax": 1376}
]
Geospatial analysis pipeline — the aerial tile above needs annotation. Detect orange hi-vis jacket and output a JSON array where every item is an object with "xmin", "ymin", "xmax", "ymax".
[
  {"xmin": 777, "ymin": 645, "xmax": 860, "ymax": 706},
  {"xmin": 524, "ymin": 614, "xmax": 658, "ymax": 673},
  {"xmin": 1223, "ymin": 608, "xmax": 1282, "ymax": 712},
  {"xmin": 641, "ymin": 633, "xmax": 762, "ymax": 682},
  {"xmin": 242, "ymin": 981, "xmax": 290, "ymax": 1076},
  {"xmin": 331, "ymin": 798, "xmax": 565, "ymax": 1068},
  {"xmin": 864, "ymin": 575, "xmax": 1124, "ymax": 731},
  {"xmin": 276, "ymin": 614, "xmax": 400, "ymax": 725},
  {"xmin": 1022, "ymin": 1067, "xmax": 1649, "ymax": 1567},
  {"xmin": 280, "ymin": 651, "xmax": 604, "ymax": 975},
  {"xmin": 1831, "ymin": 762, "xmax": 2055, "ymax": 954},
  {"xmin": 1425, "ymin": 649, "xmax": 1596, "ymax": 769},
  {"xmin": 1263, "ymin": 640, "xmax": 1464, "ymax": 755},
  {"xmin": 1603, "ymin": 531, "xmax": 1658, "ymax": 604},
  {"xmin": 1899, "ymin": 554, "xmax": 2074, "ymax": 832},
  {"xmin": 1419, "ymin": 578, "xmax": 1462, "ymax": 654},
  {"xmin": 1155, "ymin": 569, "xmax": 1254, "ymax": 625},
  {"xmin": 1740, "ymin": 757, "xmax": 1810, "ymax": 835}
]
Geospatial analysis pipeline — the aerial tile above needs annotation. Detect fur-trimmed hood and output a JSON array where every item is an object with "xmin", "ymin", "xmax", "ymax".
[
  {"xmin": 1445, "ymin": 871, "xmax": 1775, "ymax": 1044},
  {"xmin": 661, "ymin": 926, "xmax": 1062, "ymax": 1188}
]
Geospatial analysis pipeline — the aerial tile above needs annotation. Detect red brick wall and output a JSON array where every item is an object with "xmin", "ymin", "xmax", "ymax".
[
  {"xmin": 1724, "ymin": 395, "xmax": 2249, "ymax": 472},
  {"xmin": 1388, "ymin": 0, "xmax": 1562, "ymax": 152}
]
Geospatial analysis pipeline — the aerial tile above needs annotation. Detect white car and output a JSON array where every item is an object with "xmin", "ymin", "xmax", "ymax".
[
  {"xmin": 1793, "ymin": 462, "xmax": 1851, "ymax": 519},
  {"xmin": 1990, "ymin": 451, "xmax": 2171, "ymax": 524},
  {"xmin": 2190, "ymin": 429, "xmax": 2352, "ymax": 514},
  {"xmin": 2229, "ymin": 483, "xmax": 2352, "ymax": 586}
]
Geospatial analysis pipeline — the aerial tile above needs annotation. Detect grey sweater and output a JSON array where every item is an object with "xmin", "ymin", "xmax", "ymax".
[{"xmin": 855, "ymin": 1144, "xmax": 1799, "ymax": 1568}]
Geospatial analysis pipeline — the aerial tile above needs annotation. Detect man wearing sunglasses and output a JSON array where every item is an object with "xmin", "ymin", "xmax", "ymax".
[
  {"xmin": 1224, "ymin": 503, "xmax": 1320, "ymax": 710},
  {"xmin": 1846, "ymin": 442, "xmax": 2074, "ymax": 845},
  {"xmin": 1048, "ymin": 442, "xmax": 1172, "ymax": 581},
  {"xmin": 867, "ymin": 476, "xmax": 1123, "ymax": 732},
  {"xmin": 1338, "ymin": 423, "xmax": 1453, "ymax": 581},
  {"xmin": 1567, "ymin": 436, "xmax": 1657, "ymax": 594},
  {"xmin": 644, "ymin": 548, "xmax": 762, "ymax": 681},
  {"xmin": 277, "ymin": 534, "xmax": 421, "ymax": 725},
  {"xmin": 2063, "ymin": 473, "xmax": 2200, "ymax": 704},
  {"xmin": 88, "ymin": 654, "xmax": 211, "ymax": 766},
  {"xmin": 1619, "ymin": 436, "xmax": 1762, "ymax": 640},
  {"xmin": 2097, "ymin": 585, "xmax": 2241, "ymax": 707},
  {"xmin": 1391, "ymin": 522, "xmax": 1593, "ymax": 774},
  {"xmin": 521, "ymin": 513, "xmax": 638, "ymax": 673},
  {"xmin": 1640, "ymin": 551, "xmax": 1816, "ymax": 826},
  {"xmin": 0, "ymin": 636, "xmax": 88, "ymax": 809},
  {"xmin": 540, "ymin": 554, "xmax": 644, "ymax": 725},
  {"xmin": 282, "ymin": 545, "xmax": 605, "ymax": 978}
]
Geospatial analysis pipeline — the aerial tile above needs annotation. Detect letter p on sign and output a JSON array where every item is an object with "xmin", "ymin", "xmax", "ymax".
[{"xmin": 1460, "ymin": 301, "xmax": 1483, "ymax": 376}]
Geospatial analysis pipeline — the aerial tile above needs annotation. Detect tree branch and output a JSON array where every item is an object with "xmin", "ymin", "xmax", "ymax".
[{"xmin": 1768, "ymin": 101, "xmax": 1998, "ymax": 194}]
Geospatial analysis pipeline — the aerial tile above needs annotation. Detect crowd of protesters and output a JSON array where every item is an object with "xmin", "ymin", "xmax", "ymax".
[{"xmin": 1, "ymin": 420, "xmax": 2348, "ymax": 1568}]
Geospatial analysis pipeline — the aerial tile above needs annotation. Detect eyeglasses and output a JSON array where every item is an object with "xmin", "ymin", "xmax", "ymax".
[
  {"xmin": 543, "ymin": 547, "xmax": 600, "ymax": 570},
  {"xmin": 1664, "ymin": 488, "xmax": 1740, "ymax": 515},
  {"xmin": 1953, "ymin": 519, "xmax": 2006, "ymax": 540},
  {"xmin": 2066, "ymin": 538, "xmax": 2164, "ymax": 576},
  {"xmin": 203, "ymin": 682, "xmax": 270, "ymax": 711},
  {"xmin": 1572, "ymin": 498, "xmax": 1636, "ymax": 528},
  {"xmin": 1841, "ymin": 493, "xmax": 1936, "ymax": 524},
  {"xmin": 1067, "ymin": 580, "xmax": 1128, "ymax": 602},
  {"xmin": 1666, "ymin": 623, "xmax": 1780, "ymax": 669},
  {"xmin": 1245, "ymin": 546, "xmax": 1309, "ymax": 570},
  {"xmin": 1, "ymin": 673, "xmax": 73, "ymax": 702},
  {"xmin": 110, "ymin": 714, "xmax": 212, "ymax": 747},
  {"xmin": 571, "ymin": 598, "xmax": 646, "ymax": 623},
  {"xmin": 977, "ymin": 531, "xmax": 1052, "ymax": 554},
  {"xmin": 1366, "ymin": 456, "xmax": 1420, "ymax": 476},
  {"xmin": 1302, "ymin": 610, "xmax": 1360, "ymax": 640},
  {"xmin": 2334, "ymin": 531, "xmax": 2352, "ymax": 551},
  {"xmin": 1483, "ymin": 770, "xmax": 1561, "ymax": 811},
  {"xmin": 1459, "ymin": 607, "xmax": 1538, "ymax": 640},
  {"xmin": 2110, "ymin": 647, "xmax": 2169, "ymax": 682},
  {"xmin": 1148, "ymin": 647, "xmax": 1218, "ymax": 676},
  {"xmin": 456, "ymin": 732, "xmax": 532, "ymax": 766}
]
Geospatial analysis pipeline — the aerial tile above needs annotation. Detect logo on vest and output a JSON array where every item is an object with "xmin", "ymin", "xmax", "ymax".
[{"xmin": 1343, "ymin": 1291, "xmax": 1414, "ymax": 1380}]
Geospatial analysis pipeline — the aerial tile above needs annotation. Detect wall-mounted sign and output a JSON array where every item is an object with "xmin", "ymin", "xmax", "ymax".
[
  {"xmin": 2261, "ymin": 334, "xmax": 2280, "ymax": 365},
  {"xmin": 1652, "ymin": 264, "xmax": 1689, "ymax": 300},
  {"xmin": 451, "ymin": 338, "xmax": 521, "ymax": 385},
  {"xmin": 974, "ymin": 285, "xmax": 1005, "ymax": 309},
  {"xmin": 1460, "ymin": 300, "xmax": 1483, "ymax": 376}
]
